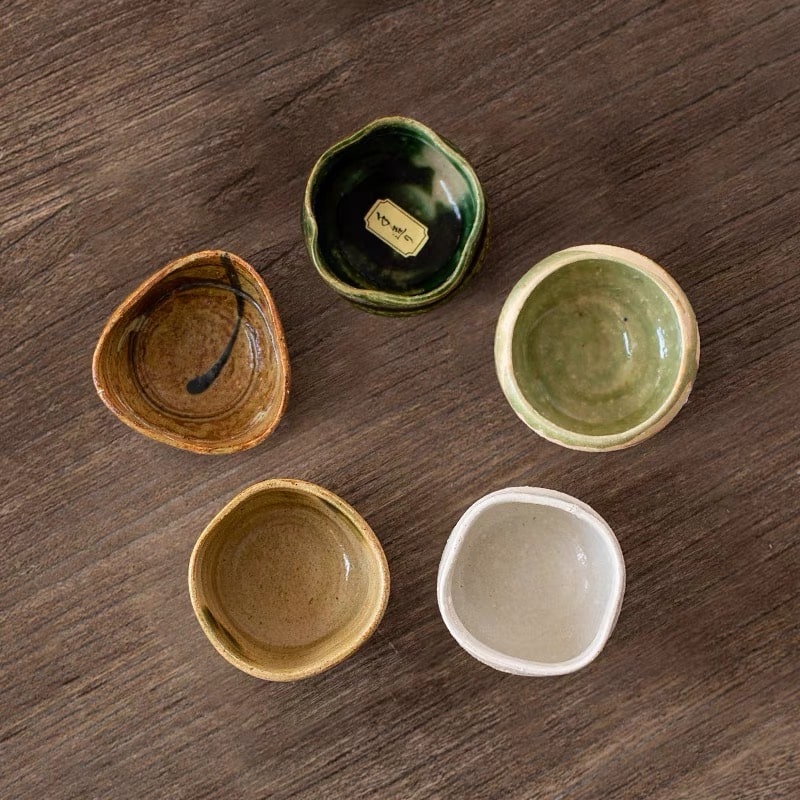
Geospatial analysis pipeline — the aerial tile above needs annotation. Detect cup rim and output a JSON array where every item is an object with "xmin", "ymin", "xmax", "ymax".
[
  {"xmin": 188, "ymin": 478, "xmax": 390, "ymax": 681},
  {"xmin": 91, "ymin": 249, "xmax": 290, "ymax": 454},
  {"xmin": 494, "ymin": 244, "xmax": 700, "ymax": 451},
  {"xmin": 437, "ymin": 487, "xmax": 625, "ymax": 676},
  {"xmin": 302, "ymin": 116, "xmax": 487, "ymax": 313}
]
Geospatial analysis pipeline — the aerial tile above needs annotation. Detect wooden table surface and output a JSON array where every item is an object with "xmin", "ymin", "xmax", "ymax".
[{"xmin": 3, "ymin": 1, "xmax": 799, "ymax": 797}]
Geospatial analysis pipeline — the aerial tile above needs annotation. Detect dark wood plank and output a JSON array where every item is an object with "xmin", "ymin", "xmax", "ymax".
[{"xmin": 2, "ymin": 0, "xmax": 798, "ymax": 797}]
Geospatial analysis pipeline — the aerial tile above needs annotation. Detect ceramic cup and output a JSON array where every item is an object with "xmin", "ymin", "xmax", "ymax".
[
  {"xmin": 93, "ymin": 250, "xmax": 289, "ymax": 454},
  {"xmin": 438, "ymin": 487, "xmax": 625, "ymax": 676},
  {"xmin": 189, "ymin": 479, "xmax": 390, "ymax": 681},
  {"xmin": 495, "ymin": 244, "xmax": 699, "ymax": 451},
  {"xmin": 303, "ymin": 116, "xmax": 487, "ymax": 315}
]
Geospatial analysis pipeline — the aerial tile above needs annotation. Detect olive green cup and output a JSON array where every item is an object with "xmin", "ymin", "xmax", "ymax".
[{"xmin": 495, "ymin": 245, "xmax": 699, "ymax": 451}]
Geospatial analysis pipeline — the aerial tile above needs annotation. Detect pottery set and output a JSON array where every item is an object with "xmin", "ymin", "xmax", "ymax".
[{"xmin": 93, "ymin": 116, "xmax": 699, "ymax": 680}]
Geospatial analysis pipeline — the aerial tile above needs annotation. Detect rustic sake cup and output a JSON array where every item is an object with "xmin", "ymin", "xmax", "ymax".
[
  {"xmin": 92, "ymin": 250, "xmax": 289, "ymax": 454},
  {"xmin": 438, "ymin": 487, "xmax": 625, "ymax": 676},
  {"xmin": 303, "ymin": 116, "xmax": 487, "ymax": 315},
  {"xmin": 495, "ymin": 245, "xmax": 699, "ymax": 451},
  {"xmin": 189, "ymin": 479, "xmax": 390, "ymax": 681}
]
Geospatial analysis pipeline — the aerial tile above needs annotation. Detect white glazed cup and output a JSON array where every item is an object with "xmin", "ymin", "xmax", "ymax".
[{"xmin": 437, "ymin": 487, "xmax": 625, "ymax": 676}]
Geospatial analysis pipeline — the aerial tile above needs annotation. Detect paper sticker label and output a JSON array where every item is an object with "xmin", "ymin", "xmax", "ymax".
[{"xmin": 364, "ymin": 199, "xmax": 429, "ymax": 257}]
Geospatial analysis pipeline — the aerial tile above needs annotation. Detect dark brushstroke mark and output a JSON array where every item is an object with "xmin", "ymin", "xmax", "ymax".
[
  {"xmin": 186, "ymin": 253, "xmax": 244, "ymax": 394},
  {"xmin": 201, "ymin": 607, "xmax": 244, "ymax": 658}
]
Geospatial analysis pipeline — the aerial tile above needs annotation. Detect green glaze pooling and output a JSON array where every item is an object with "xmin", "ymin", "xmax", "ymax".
[
  {"xmin": 511, "ymin": 259, "xmax": 682, "ymax": 437},
  {"xmin": 303, "ymin": 117, "xmax": 486, "ymax": 315}
]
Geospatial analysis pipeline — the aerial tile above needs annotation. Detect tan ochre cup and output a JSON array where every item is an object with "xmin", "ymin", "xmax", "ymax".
[{"xmin": 189, "ymin": 479, "xmax": 390, "ymax": 681}]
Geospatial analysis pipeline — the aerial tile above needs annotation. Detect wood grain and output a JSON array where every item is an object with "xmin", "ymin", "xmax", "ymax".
[{"xmin": 2, "ymin": 1, "xmax": 798, "ymax": 797}]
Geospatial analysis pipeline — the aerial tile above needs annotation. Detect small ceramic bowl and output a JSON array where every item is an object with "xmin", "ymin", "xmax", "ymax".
[
  {"xmin": 438, "ymin": 487, "xmax": 625, "ymax": 676},
  {"xmin": 495, "ymin": 245, "xmax": 699, "ymax": 451},
  {"xmin": 189, "ymin": 479, "xmax": 390, "ymax": 681},
  {"xmin": 303, "ymin": 116, "xmax": 487, "ymax": 315},
  {"xmin": 92, "ymin": 250, "xmax": 289, "ymax": 454}
]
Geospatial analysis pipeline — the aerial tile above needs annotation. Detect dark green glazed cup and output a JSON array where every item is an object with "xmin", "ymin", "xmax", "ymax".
[
  {"xmin": 495, "ymin": 245, "xmax": 700, "ymax": 451},
  {"xmin": 303, "ymin": 117, "xmax": 487, "ymax": 315}
]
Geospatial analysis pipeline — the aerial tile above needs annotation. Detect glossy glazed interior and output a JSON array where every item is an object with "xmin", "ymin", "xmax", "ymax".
[
  {"xmin": 511, "ymin": 258, "xmax": 682, "ymax": 437},
  {"xmin": 449, "ymin": 499, "xmax": 618, "ymax": 664},
  {"xmin": 191, "ymin": 484, "xmax": 387, "ymax": 678},
  {"xmin": 309, "ymin": 122, "xmax": 482, "ymax": 298},
  {"xmin": 94, "ymin": 253, "xmax": 287, "ymax": 452}
]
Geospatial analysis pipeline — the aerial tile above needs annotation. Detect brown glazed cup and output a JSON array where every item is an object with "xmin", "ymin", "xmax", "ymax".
[{"xmin": 92, "ymin": 250, "xmax": 289, "ymax": 454}]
